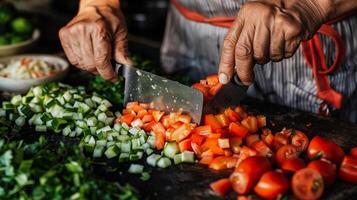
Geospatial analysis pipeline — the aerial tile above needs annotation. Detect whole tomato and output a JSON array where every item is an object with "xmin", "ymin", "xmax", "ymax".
[
  {"xmin": 291, "ymin": 130, "xmax": 309, "ymax": 152},
  {"xmin": 254, "ymin": 170, "xmax": 290, "ymax": 199},
  {"xmin": 281, "ymin": 157, "xmax": 306, "ymax": 174},
  {"xmin": 307, "ymin": 136, "xmax": 345, "ymax": 164},
  {"xmin": 307, "ymin": 159, "xmax": 337, "ymax": 186},
  {"xmin": 339, "ymin": 155, "xmax": 357, "ymax": 184},
  {"xmin": 350, "ymin": 147, "xmax": 357, "ymax": 158},
  {"xmin": 230, "ymin": 156, "xmax": 272, "ymax": 194},
  {"xmin": 276, "ymin": 144, "xmax": 300, "ymax": 166},
  {"xmin": 292, "ymin": 168, "xmax": 324, "ymax": 200}
]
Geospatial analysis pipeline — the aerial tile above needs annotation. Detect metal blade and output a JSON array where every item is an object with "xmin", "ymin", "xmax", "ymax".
[
  {"xmin": 116, "ymin": 63, "xmax": 204, "ymax": 124},
  {"xmin": 203, "ymin": 81, "xmax": 247, "ymax": 114}
]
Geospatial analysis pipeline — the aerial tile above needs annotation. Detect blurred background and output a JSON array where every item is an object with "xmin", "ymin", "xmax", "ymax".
[{"xmin": 0, "ymin": 0, "xmax": 170, "ymax": 65}]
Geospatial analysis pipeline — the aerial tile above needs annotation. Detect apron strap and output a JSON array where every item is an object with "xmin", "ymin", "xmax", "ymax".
[{"xmin": 171, "ymin": 0, "xmax": 355, "ymax": 110}]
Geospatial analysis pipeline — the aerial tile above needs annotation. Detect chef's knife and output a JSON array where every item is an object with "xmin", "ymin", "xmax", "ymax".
[
  {"xmin": 114, "ymin": 63, "xmax": 204, "ymax": 124},
  {"xmin": 203, "ymin": 75, "xmax": 249, "ymax": 115}
]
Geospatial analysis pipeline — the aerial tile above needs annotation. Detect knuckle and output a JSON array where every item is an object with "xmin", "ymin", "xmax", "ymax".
[
  {"xmin": 223, "ymin": 36, "xmax": 236, "ymax": 49},
  {"xmin": 235, "ymin": 43, "xmax": 252, "ymax": 59}
]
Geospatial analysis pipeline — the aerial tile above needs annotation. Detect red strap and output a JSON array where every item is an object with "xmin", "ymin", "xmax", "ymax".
[{"xmin": 171, "ymin": 0, "xmax": 354, "ymax": 110}]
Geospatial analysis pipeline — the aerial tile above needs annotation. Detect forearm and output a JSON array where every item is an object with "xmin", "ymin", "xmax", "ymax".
[
  {"xmin": 328, "ymin": 0, "xmax": 357, "ymax": 19},
  {"xmin": 79, "ymin": 0, "xmax": 120, "ymax": 12}
]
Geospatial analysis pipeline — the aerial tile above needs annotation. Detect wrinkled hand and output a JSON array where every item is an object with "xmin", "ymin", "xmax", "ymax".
[
  {"xmin": 59, "ymin": 2, "xmax": 132, "ymax": 81},
  {"xmin": 218, "ymin": 0, "xmax": 332, "ymax": 85}
]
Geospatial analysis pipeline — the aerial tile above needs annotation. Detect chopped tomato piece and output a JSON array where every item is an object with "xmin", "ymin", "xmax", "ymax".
[
  {"xmin": 241, "ymin": 116, "xmax": 258, "ymax": 133},
  {"xmin": 234, "ymin": 106, "xmax": 248, "ymax": 119},
  {"xmin": 209, "ymin": 83, "xmax": 223, "ymax": 96},
  {"xmin": 152, "ymin": 122, "xmax": 165, "ymax": 135},
  {"xmin": 120, "ymin": 114, "xmax": 135, "ymax": 125},
  {"xmin": 273, "ymin": 132, "xmax": 289, "ymax": 151},
  {"xmin": 192, "ymin": 83, "xmax": 209, "ymax": 100},
  {"xmin": 291, "ymin": 130, "xmax": 309, "ymax": 152},
  {"xmin": 245, "ymin": 134, "xmax": 260, "ymax": 147},
  {"xmin": 256, "ymin": 115, "xmax": 266, "ymax": 128},
  {"xmin": 200, "ymin": 155, "xmax": 214, "ymax": 165},
  {"xmin": 204, "ymin": 114, "xmax": 222, "ymax": 131},
  {"xmin": 251, "ymin": 140, "xmax": 273, "ymax": 158},
  {"xmin": 126, "ymin": 102, "xmax": 139, "ymax": 109},
  {"xmin": 215, "ymin": 114, "xmax": 230, "ymax": 127},
  {"xmin": 191, "ymin": 142, "xmax": 202, "ymax": 157},
  {"xmin": 178, "ymin": 138, "xmax": 192, "ymax": 152},
  {"xmin": 236, "ymin": 146, "xmax": 258, "ymax": 167},
  {"xmin": 224, "ymin": 107, "xmax": 241, "ymax": 122},
  {"xmin": 171, "ymin": 123, "xmax": 193, "ymax": 142},
  {"xmin": 136, "ymin": 109, "xmax": 148, "ymax": 119},
  {"xmin": 209, "ymin": 156, "xmax": 238, "ymax": 170},
  {"xmin": 191, "ymin": 133, "xmax": 205, "ymax": 145},
  {"xmin": 339, "ymin": 155, "xmax": 357, "ymax": 184},
  {"xmin": 143, "ymin": 121, "xmax": 156, "ymax": 132},
  {"xmin": 160, "ymin": 115, "xmax": 171, "ymax": 128},
  {"xmin": 206, "ymin": 74, "xmax": 219, "ymax": 86},
  {"xmin": 201, "ymin": 138, "xmax": 225, "ymax": 155},
  {"xmin": 154, "ymin": 131, "xmax": 165, "ymax": 150},
  {"xmin": 210, "ymin": 178, "xmax": 232, "ymax": 196},
  {"xmin": 152, "ymin": 110, "xmax": 165, "ymax": 122},
  {"xmin": 261, "ymin": 128, "xmax": 274, "ymax": 148},
  {"xmin": 178, "ymin": 114, "xmax": 192, "ymax": 124},
  {"xmin": 165, "ymin": 128, "xmax": 175, "ymax": 141},
  {"xmin": 254, "ymin": 170, "xmax": 289, "ymax": 199},
  {"xmin": 142, "ymin": 114, "xmax": 154, "ymax": 123},
  {"xmin": 192, "ymin": 125, "xmax": 212, "ymax": 136},
  {"xmin": 229, "ymin": 122, "xmax": 249, "ymax": 138},
  {"xmin": 350, "ymin": 147, "xmax": 357, "ymax": 158},
  {"xmin": 230, "ymin": 136, "xmax": 243, "ymax": 154},
  {"xmin": 171, "ymin": 121, "xmax": 184, "ymax": 129},
  {"xmin": 201, "ymin": 149, "xmax": 214, "ymax": 157},
  {"xmin": 207, "ymin": 133, "xmax": 222, "ymax": 139}
]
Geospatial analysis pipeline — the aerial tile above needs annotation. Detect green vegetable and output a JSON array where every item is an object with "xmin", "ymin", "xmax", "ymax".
[
  {"xmin": 163, "ymin": 142, "xmax": 179, "ymax": 159},
  {"xmin": 10, "ymin": 34, "xmax": 25, "ymax": 44},
  {"xmin": 0, "ymin": 3, "xmax": 15, "ymax": 25},
  {"xmin": 11, "ymin": 17, "xmax": 33, "ymax": 35}
]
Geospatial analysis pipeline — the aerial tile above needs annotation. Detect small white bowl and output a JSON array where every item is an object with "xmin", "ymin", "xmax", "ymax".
[
  {"xmin": 0, "ymin": 54, "xmax": 69, "ymax": 94},
  {"xmin": 0, "ymin": 29, "xmax": 41, "ymax": 57}
]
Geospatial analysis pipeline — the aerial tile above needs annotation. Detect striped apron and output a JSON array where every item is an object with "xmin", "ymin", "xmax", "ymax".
[{"xmin": 160, "ymin": 0, "xmax": 357, "ymax": 123}]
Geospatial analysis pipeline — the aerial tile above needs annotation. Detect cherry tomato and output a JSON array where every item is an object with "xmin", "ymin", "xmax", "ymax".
[
  {"xmin": 307, "ymin": 159, "xmax": 337, "ymax": 186},
  {"xmin": 291, "ymin": 130, "xmax": 309, "ymax": 152},
  {"xmin": 210, "ymin": 178, "xmax": 232, "ymax": 196},
  {"xmin": 273, "ymin": 133, "xmax": 289, "ymax": 151},
  {"xmin": 254, "ymin": 170, "xmax": 289, "ymax": 199},
  {"xmin": 307, "ymin": 136, "xmax": 345, "ymax": 164},
  {"xmin": 350, "ymin": 147, "xmax": 357, "ymax": 158},
  {"xmin": 276, "ymin": 144, "xmax": 300, "ymax": 166},
  {"xmin": 292, "ymin": 168, "xmax": 324, "ymax": 200},
  {"xmin": 281, "ymin": 158, "xmax": 305, "ymax": 174},
  {"xmin": 339, "ymin": 155, "xmax": 357, "ymax": 183},
  {"xmin": 230, "ymin": 156, "xmax": 272, "ymax": 194}
]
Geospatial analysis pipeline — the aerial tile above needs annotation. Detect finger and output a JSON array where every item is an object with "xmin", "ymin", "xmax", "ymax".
[
  {"xmin": 79, "ymin": 32, "xmax": 97, "ymax": 72},
  {"xmin": 218, "ymin": 18, "xmax": 244, "ymax": 84},
  {"xmin": 113, "ymin": 26, "xmax": 133, "ymax": 65},
  {"xmin": 93, "ymin": 34, "xmax": 117, "ymax": 82},
  {"xmin": 59, "ymin": 28, "xmax": 79, "ymax": 66},
  {"xmin": 235, "ymin": 25, "xmax": 255, "ymax": 85},
  {"xmin": 270, "ymin": 17, "xmax": 285, "ymax": 61},
  {"xmin": 253, "ymin": 22, "xmax": 270, "ymax": 64}
]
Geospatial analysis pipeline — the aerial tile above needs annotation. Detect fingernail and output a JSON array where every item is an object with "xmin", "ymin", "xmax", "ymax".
[{"xmin": 219, "ymin": 73, "xmax": 229, "ymax": 84}]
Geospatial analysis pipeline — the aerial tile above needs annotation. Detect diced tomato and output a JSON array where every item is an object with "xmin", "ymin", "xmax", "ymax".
[
  {"xmin": 160, "ymin": 115, "xmax": 171, "ymax": 128},
  {"xmin": 192, "ymin": 83, "xmax": 209, "ymax": 100},
  {"xmin": 207, "ymin": 133, "xmax": 221, "ymax": 139},
  {"xmin": 206, "ymin": 74, "xmax": 219, "ymax": 86},
  {"xmin": 236, "ymin": 146, "xmax": 258, "ymax": 167},
  {"xmin": 192, "ymin": 125, "xmax": 212, "ymax": 136},
  {"xmin": 200, "ymin": 79, "xmax": 208, "ymax": 85},
  {"xmin": 210, "ymin": 178, "xmax": 232, "ymax": 196},
  {"xmin": 256, "ymin": 115, "xmax": 266, "ymax": 128},
  {"xmin": 292, "ymin": 168, "xmax": 324, "ymax": 200},
  {"xmin": 171, "ymin": 121, "xmax": 184, "ymax": 129},
  {"xmin": 139, "ymin": 103, "xmax": 149, "ymax": 109},
  {"xmin": 254, "ymin": 170, "xmax": 289, "ymax": 199},
  {"xmin": 142, "ymin": 114, "xmax": 154, "ymax": 123},
  {"xmin": 307, "ymin": 136, "xmax": 345, "ymax": 164},
  {"xmin": 230, "ymin": 156, "xmax": 272, "ymax": 194},
  {"xmin": 200, "ymin": 155, "xmax": 214, "ymax": 165},
  {"xmin": 179, "ymin": 138, "xmax": 192, "ymax": 152},
  {"xmin": 230, "ymin": 136, "xmax": 243, "ymax": 154},
  {"xmin": 215, "ymin": 114, "xmax": 230, "ymax": 127},
  {"xmin": 165, "ymin": 128, "xmax": 175, "ymax": 141},
  {"xmin": 273, "ymin": 132, "xmax": 289, "ymax": 151},
  {"xmin": 191, "ymin": 133, "xmax": 205, "ymax": 145},
  {"xmin": 171, "ymin": 123, "xmax": 193, "ymax": 142},
  {"xmin": 275, "ymin": 144, "xmax": 300, "ymax": 166},
  {"xmin": 224, "ymin": 107, "xmax": 241, "ymax": 122},
  {"xmin": 130, "ymin": 118, "xmax": 143, "ymax": 128},
  {"xmin": 308, "ymin": 159, "xmax": 337, "ymax": 186},
  {"xmin": 234, "ymin": 106, "xmax": 248, "ymax": 119},
  {"xmin": 120, "ymin": 114, "xmax": 135, "ymax": 125},
  {"xmin": 126, "ymin": 102, "xmax": 139, "ymax": 109},
  {"xmin": 178, "ymin": 114, "xmax": 192, "ymax": 124},
  {"xmin": 136, "ymin": 109, "xmax": 148, "ymax": 119},
  {"xmin": 201, "ymin": 149, "xmax": 214, "ymax": 157},
  {"xmin": 281, "ymin": 158, "xmax": 305, "ymax": 174},
  {"xmin": 204, "ymin": 114, "xmax": 222, "ymax": 131},
  {"xmin": 191, "ymin": 142, "xmax": 202, "ymax": 157},
  {"xmin": 209, "ymin": 83, "xmax": 223, "ymax": 96},
  {"xmin": 350, "ymin": 147, "xmax": 357, "ymax": 158},
  {"xmin": 261, "ymin": 128, "xmax": 274, "ymax": 148},
  {"xmin": 155, "ymin": 131, "xmax": 165, "ymax": 150},
  {"xmin": 241, "ymin": 116, "xmax": 258, "ymax": 133},
  {"xmin": 229, "ymin": 122, "xmax": 249, "ymax": 138},
  {"xmin": 216, "ymin": 128, "xmax": 229, "ymax": 138},
  {"xmin": 291, "ymin": 130, "xmax": 309, "ymax": 152},
  {"xmin": 251, "ymin": 141, "xmax": 273, "ymax": 158},
  {"xmin": 245, "ymin": 134, "xmax": 260, "ymax": 147},
  {"xmin": 209, "ymin": 156, "xmax": 238, "ymax": 170},
  {"xmin": 152, "ymin": 122, "xmax": 165, "ymax": 135},
  {"xmin": 152, "ymin": 110, "xmax": 165, "ymax": 122},
  {"xmin": 201, "ymin": 138, "xmax": 225, "ymax": 155},
  {"xmin": 339, "ymin": 155, "xmax": 357, "ymax": 183},
  {"xmin": 143, "ymin": 121, "xmax": 156, "ymax": 132}
]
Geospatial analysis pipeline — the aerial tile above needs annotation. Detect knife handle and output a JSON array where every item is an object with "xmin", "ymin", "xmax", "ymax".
[
  {"xmin": 114, "ymin": 62, "xmax": 134, "ymax": 77},
  {"xmin": 232, "ymin": 75, "xmax": 250, "ymax": 91}
]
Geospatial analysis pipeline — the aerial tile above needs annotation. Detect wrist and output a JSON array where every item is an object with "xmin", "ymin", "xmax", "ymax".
[{"xmin": 79, "ymin": 0, "xmax": 120, "ymax": 13}]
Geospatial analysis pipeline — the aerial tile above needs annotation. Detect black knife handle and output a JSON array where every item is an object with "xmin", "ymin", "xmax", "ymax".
[
  {"xmin": 232, "ymin": 74, "xmax": 250, "ymax": 91},
  {"xmin": 114, "ymin": 62, "xmax": 134, "ymax": 78}
]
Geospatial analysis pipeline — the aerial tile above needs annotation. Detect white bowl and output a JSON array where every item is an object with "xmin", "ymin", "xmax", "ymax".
[
  {"xmin": 0, "ymin": 29, "xmax": 41, "ymax": 57},
  {"xmin": 0, "ymin": 54, "xmax": 69, "ymax": 94}
]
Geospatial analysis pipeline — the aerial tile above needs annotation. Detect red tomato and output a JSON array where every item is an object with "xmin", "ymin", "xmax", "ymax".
[
  {"xmin": 254, "ymin": 170, "xmax": 289, "ymax": 199},
  {"xmin": 234, "ymin": 106, "xmax": 248, "ymax": 120},
  {"xmin": 119, "ymin": 113, "xmax": 135, "ymax": 125},
  {"xmin": 291, "ymin": 130, "xmax": 309, "ymax": 152},
  {"xmin": 275, "ymin": 144, "xmax": 300, "ymax": 166},
  {"xmin": 178, "ymin": 114, "xmax": 192, "ymax": 124},
  {"xmin": 191, "ymin": 133, "xmax": 205, "ymax": 145},
  {"xmin": 178, "ymin": 138, "xmax": 192, "ymax": 152},
  {"xmin": 209, "ymin": 156, "xmax": 238, "ymax": 170},
  {"xmin": 192, "ymin": 83, "xmax": 209, "ymax": 100},
  {"xmin": 199, "ymin": 155, "xmax": 214, "ymax": 165},
  {"xmin": 136, "ymin": 109, "xmax": 148, "ymax": 119},
  {"xmin": 171, "ymin": 123, "xmax": 192, "ymax": 142},
  {"xmin": 245, "ymin": 134, "xmax": 260, "ymax": 147},
  {"xmin": 209, "ymin": 83, "xmax": 223, "ymax": 96},
  {"xmin": 206, "ymin": 74, "xmax": 219, "ymax": 86},
  {"xmin": 204, "ymin": 114, "xmax": 222, "ymax": 131},
  {"xmin": 230, "ymin": 136, "xmax": 243, "ymax": 154},
  {"xmin": 229, "ymin": 122, "xmax": 249, "ymax": 138},
  {"xmin": 210, "ymin": 178, "xmax": 232, "ymax": 196},
  {"xmin": 307, "ymin": 136, "xmax": 345, "ymax": 164},
  {"xmin": 191, "ymin": 142, "xmax": 202, "ymax": 157},
  {"xmin": 224, "ymin": 108, "xmax": 241, "ymax": 122},
  {"xmin": 215, "ymin": 114, "xmax": 230, "ymax": 127},
  {"xmin": 192, "ymin": 125, "xmax": 212, "ymax": 136},
  {"xmin": 236, "ymin": 146, "xmax": 258, "ymax": 167},
  {"xmin": 350, "ymin": 147, "xmax": 357, "ymax": 158},
  {"xmin": 281, "ymin": 158, "xmax": 305, "ymax": 174},
  {"xmin": 307, "ymin": 159, "xmax": 337, "ymax": 186},
  {"xmin": 142, "ymin": 114, "xmax": 154, "ymax": 123},
  {"xmin": 241, "ymin": 116, "xmax": 258, "ymax": 133},
  {"xmin": 251, "ymin": 141, "xmax": 273, "ymax": 158},
  {"xmin": 339, "ymin": 155, "xmax": 357, "ymax": 183},
  {"xmin": 230, "ymin": 156, "xmax": 272, "ymax": 194},
  {"xmin": 261, "ymin": 128, "xmax": 274, "ymax": 148},
  {"xmin": 292, "ymin": 168, "xmax": 324, "ymax": 200},
  {"xmin": 256, "ymin": 115, "xmax": 266, "ymax": 128},
  {"xmin": 273, "ymin": 133, "xmax": 289, "ymax": 151}
]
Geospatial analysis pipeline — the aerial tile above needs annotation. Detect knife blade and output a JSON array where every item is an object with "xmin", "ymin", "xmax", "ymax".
[
  {"xmin": 203, "ymin": 75, "xmax": 249, "ymax": 115},
  {"xmin": 114, "ymin": 63, "xmax": 204, "ymax": 124}
]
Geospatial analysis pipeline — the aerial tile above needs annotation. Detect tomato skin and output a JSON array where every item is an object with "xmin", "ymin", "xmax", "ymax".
[
  {"xmin": 261, "ymin": 128, "xmax": 274, "ymax": 148},
  {"xmin": 251, "ymin": 140, "xmax": 273, "ymax": 158},
  {"xmin": 273, "ymin": 133, "xmax": 289, "ymax": 151},
  {"xmin": 350, "ymin": 147, "xmax": 357, "ymax": 158},
  {"xmin": 307, "ymin": 159, "xmax": 337, "ymax": 186},
  {"xmin": 307, "ymin": 136, "xmax": 345, "ymax": 164},
  {"xmin": 275, "ymin": 144, "xmax": 300, "ymax": 166},
  {"xmin": 230, "ymin": 156, "xmax": 272, "ymax": 194},
  {"xmin": 339, "ymin": 155, "xmax": 357, "ymax": 184},
  {"xmin": 210, "ymin": 178, "xmax": 232, "ymax": 196},
  {"xmin": 229, "ymin": 122, "xmax": 249, "ymax": 138},
  {"xmin": 245, "ymin": 134, "xmax": 260, "ymax": 147},
  {"xmin": 224, "ymin": 108, "xmax": 241, "ymax": 122},
  {"xmin": 241, "ymin": 116, "xmax": 258, "ymax": 133},
  {"xmin": 209, "ymin": 156, "xmax": 238, "ymax": 170},
  {"xmin": 254, "ymin": 170, "xmax": 290, "ymax": 199},
  {"xmin": 291, "ymin": 130, "xmax": 309, "ymax": 152},
  {"xmin": 281, "ymin": 158, "xmax": 306, "ymax": 174},
  {"xmin": 204, "ymin": 114, "xmax": 222, "ymax": 131},
  {"xmin": 292, "ymin": 168, "xmax": 324, "ymax": 200}
]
